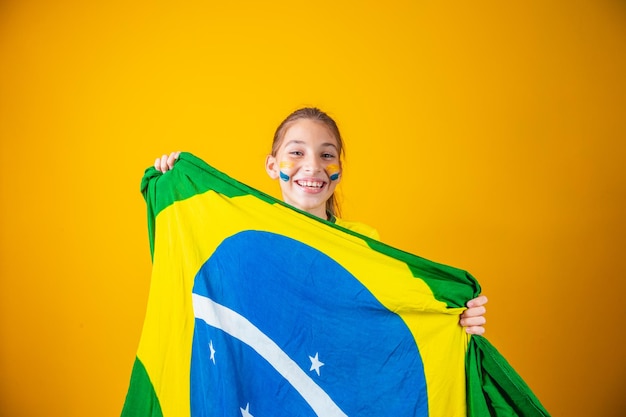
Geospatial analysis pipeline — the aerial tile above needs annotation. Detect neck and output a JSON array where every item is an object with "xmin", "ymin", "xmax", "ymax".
[{"xmin": 305, "ymin": 205, "xmax": 328, "ymax": 220}]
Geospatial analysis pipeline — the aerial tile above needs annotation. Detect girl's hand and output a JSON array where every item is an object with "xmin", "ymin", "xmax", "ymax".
[
  {"xmin": 154, "ymin": 151, "xmax": 181, "ymax": 173},
  {"xmin": 459, "ymin": 295, "xmax": 488, "ymax": 335}
]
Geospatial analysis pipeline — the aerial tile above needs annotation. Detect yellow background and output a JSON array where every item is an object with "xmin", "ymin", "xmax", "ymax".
[{"xmin": 1, "ymin": 1, "xmax": 624, "ymax": 416}]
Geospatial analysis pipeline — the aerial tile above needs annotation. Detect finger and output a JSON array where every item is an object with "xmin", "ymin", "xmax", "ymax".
[
  {"xmin": 464, "ymin": 325, "xmax": 486, "ymax": 335},
  {"xmin": 155, "ymin": 154, "xmax": 169, "ymax": 172},
  {"xmin": 167, "ymin": 151, "xmax": 181, "ymax": 169},
  {"xmin": 466, "ymin": 295, "xmax": 488, "ymax": 308},
  {"xmin": 461, "ymin": 305, "xmax": 487, "ymax": 318},
  {"xmin": 160, "ymin": 155, "xmax": 170, "ymax": 172},
  {"xmin": 155, "ymin": 155, "xmax": 167, "ymax": 172},
  {"xmin": 459, "ymin": 315, "xmax": 486, "ymax": 328}
]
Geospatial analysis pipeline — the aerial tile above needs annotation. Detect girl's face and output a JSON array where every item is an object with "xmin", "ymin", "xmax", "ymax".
[{"xmin": 265, "ymin": 118, "xmax": 341, "ymax": 219}]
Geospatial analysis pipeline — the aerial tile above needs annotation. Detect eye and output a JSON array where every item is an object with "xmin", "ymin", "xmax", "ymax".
[
  {"xmin": 322, "ymin": 152, "xmax": 336, "ymax": 159},
  {"xmin": 289, "ymin": 151, "xmax": 303, "ymax": 157}
]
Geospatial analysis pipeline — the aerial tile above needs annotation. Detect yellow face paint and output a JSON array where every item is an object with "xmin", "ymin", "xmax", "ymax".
[{"xmin": 326, "ymin": 164, "xmax": 341, "ymax": 181}]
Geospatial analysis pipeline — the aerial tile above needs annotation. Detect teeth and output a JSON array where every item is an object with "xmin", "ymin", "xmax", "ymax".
[{"xmin": 298, "ymin": 180, "xmax": 323, "ymax": 188}]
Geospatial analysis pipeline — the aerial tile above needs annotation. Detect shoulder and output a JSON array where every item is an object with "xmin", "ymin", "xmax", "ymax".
[{"xmin": 334, "ymin": 218, "xmax": 381, "ymax": 241}]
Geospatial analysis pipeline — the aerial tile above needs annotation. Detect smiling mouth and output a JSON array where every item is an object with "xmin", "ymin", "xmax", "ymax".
[{"xmin": 295, "ymin": 179, "xmax": 326, "ymax": 189}]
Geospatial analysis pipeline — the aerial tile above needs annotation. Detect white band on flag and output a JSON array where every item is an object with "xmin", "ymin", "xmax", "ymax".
[{"xmin": 192, "ymin": 293, "xmax": 348, "ymax": 417}]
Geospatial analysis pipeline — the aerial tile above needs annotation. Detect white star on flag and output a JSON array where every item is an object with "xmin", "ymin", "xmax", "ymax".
[
  {"xmin": 240, "ymin": 402, "xmax": 253, "ymax": 417},
  {"xmin": 209, "ymin": 340, "xmax": 216, "ymax": 364},
  {"xmin": 309, "ymin": 352, "xmax": 325, "ymax": 376}
]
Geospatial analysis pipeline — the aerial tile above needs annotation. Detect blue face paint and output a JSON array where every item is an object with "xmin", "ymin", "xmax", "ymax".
[{"xmin": 279, "ymin": 171, "xmax": 290, "ymax": 181}]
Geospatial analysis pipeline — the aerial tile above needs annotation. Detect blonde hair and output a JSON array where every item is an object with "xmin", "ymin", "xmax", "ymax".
[{"xmin": 271, "ymin": 107, "xmax": 345, "ymax": 218}]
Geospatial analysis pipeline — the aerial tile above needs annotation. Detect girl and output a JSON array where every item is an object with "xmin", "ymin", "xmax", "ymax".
[{"xmin": 155, "ymin": 107, "xmax": 488, "ymax": 334}]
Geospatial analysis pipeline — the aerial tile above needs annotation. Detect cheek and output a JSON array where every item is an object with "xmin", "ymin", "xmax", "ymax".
[
  {"xmin": 279, "ymin": 161, "xmax": 295, "ymax": 181},
  {"xmin": 325, "ymin": 164, "xmax": 341, "ymax": 181}
]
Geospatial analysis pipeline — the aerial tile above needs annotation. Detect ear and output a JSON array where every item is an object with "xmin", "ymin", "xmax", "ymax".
[{"xmin": 265, "ymin": 154, "xmax": 279, "ymax": 180}]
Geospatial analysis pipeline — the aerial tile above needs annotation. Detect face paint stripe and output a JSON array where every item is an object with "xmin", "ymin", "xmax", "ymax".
[
  {"xmin": 326, "ymin": 164, "xmax": 341, "ymax": 182},
  {"xmin": 279, "ymin": 161, "xmax": 293, "ymax": 182}
]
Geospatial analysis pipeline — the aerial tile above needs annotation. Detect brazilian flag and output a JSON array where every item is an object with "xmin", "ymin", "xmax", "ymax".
[{"xmin": 121, "ymin": 153, "xmax": 549, "ymax": 417}]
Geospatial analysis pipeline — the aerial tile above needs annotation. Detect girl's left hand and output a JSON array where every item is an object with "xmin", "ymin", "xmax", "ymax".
[{"xmin": 459, "ymin": 295, "xmax": 488, "ymax": 335}]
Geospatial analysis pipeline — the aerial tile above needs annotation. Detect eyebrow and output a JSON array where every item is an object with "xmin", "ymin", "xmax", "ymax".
[{"xmin": 284, "ymin": 140, "xmax": 338, "ymax": 149}]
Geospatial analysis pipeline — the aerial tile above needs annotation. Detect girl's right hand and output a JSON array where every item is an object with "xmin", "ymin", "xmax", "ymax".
[{"xmin": 154, "ymin": 151, "xmax": 181, "ymax": 173}]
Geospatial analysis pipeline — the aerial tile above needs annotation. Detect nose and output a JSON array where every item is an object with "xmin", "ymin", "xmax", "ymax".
[{"xmin": 303, "ymin": 154, "xmax": 322, "ymax": 173}]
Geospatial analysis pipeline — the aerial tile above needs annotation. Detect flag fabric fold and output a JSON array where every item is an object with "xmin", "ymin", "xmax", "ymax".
[{"xmin": 122, "ymin": 152, "xmax": 549, "ymax": 417}]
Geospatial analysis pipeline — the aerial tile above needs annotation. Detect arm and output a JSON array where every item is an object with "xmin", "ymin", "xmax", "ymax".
[{"xmin": 459, "ymin": 295, "xmax": 488, "ymax": 335}]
